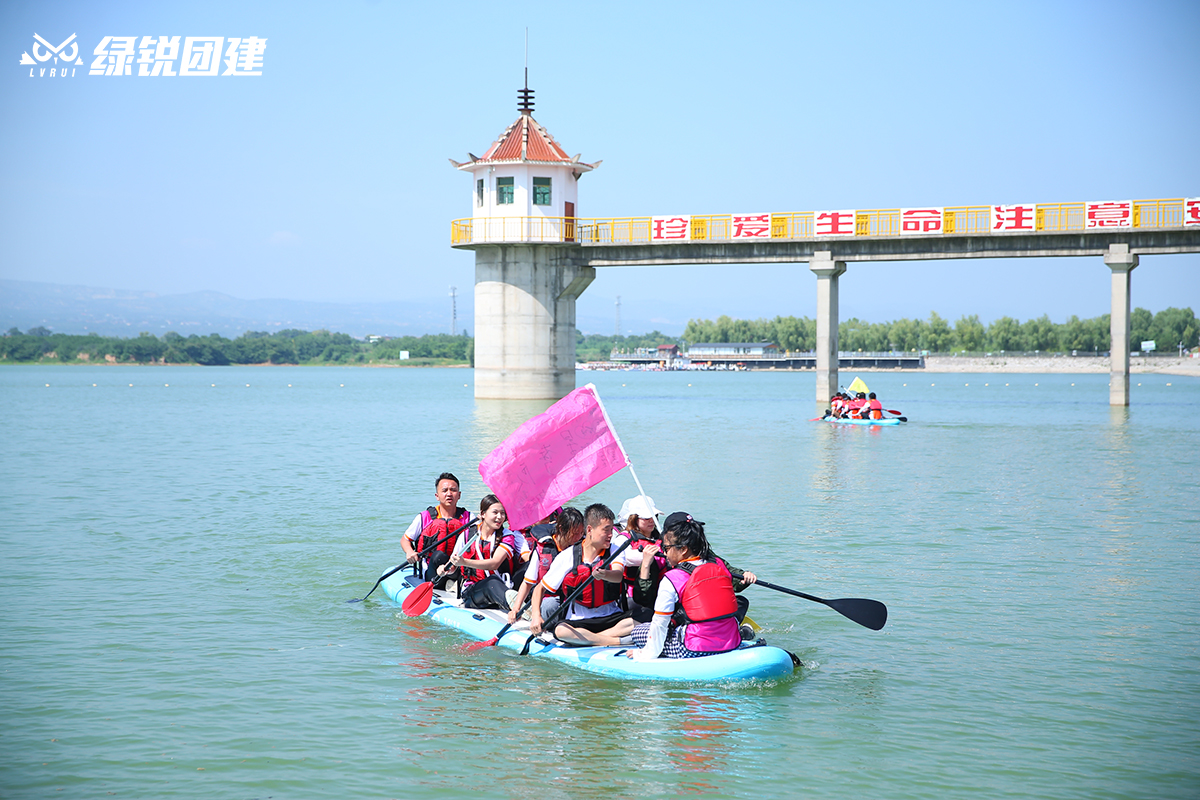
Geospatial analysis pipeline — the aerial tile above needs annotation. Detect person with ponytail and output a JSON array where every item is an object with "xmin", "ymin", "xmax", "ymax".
[
  {"xmin": 507, "ymin": 507, "xmax": 585, "ymax": 625},
  {"xmin": 627, "ymin": 512, "xmax": 756, "ymax": 660}
]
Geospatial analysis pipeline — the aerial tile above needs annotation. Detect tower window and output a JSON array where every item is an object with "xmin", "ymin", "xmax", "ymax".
[
  {"xmin": 533, "ymin": 177, "xmax": 551, "ymax": 206},
  {"xmin": 476, "ymin": 179, "xmax": 483, "ymax": 207},
  {"xmin": 496, "ymin": 177, "xmax": 514, "ymax": 205}
]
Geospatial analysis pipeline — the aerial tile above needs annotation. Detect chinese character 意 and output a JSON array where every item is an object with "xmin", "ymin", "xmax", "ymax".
[
  {"xmin": 1086, "ymin": 201, "xmax": 1132, "ymax": 229},
  {"xmin": 651, "ymin": 216, "xmax": 690, "ymax": 240},
  {"xmin": 992, "ymin": 204, "xmax": 1036, "ymax": 231},
  {"xmin": 815, "ymin": 210, "xmax": 855, "ymax": 236},
  {"xmin": 180, "ymin": 37, "xmax": 223, "ymax": 76},
  {"xmin": 136, "ymin": 36, "xmax": 180, "ymax": 76},
  {"xmin": 222, "ymin": 37, "xmax": 267, "ymax": 76},
  {"xmin": 90, "ymin": 36, "xmax": 136, "ymax": 76},
  {"xmin": 900, "ymin": 208, "xmax": 944, "ymax": 235},
  {"xmin": 732, "ymin": 213, "xmax": 770, "ymax": 239},
  {"xmin": 1183, "ymin": 198, "xmax": 1200, "ymax": 227}
]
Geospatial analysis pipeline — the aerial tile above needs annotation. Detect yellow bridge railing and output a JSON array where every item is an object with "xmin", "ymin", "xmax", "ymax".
[{"xmin": 451, "ymin": 198, "xmax": 1194, "ymax": 246}]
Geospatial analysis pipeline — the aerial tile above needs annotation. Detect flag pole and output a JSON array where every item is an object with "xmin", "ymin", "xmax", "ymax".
[{"xmin": 585, "ymin": 383, "xmax": 650, "ymax": 501}]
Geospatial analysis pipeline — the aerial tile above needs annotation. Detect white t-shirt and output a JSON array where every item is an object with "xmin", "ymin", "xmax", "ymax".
[{"xmin": 539, "ymin": 541, "xmax": 628, "ymax": 620}]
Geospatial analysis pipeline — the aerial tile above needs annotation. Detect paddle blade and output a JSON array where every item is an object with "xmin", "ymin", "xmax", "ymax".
[
  {"xmin": 401, "ymin": 581, "xmax": 435, "ymax": 616},
  {"xmin": 457, "ymin": 637, "xmax": 498, "ymax": 653},
  {"xmin": 826, "ymin": 597, "xmax": 888, "ymax": 630}
]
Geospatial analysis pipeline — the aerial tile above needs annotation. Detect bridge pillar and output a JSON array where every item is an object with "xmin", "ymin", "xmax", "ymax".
[
  {"xmin": 474, "ymin": 245, "xmax": 594, "ymax": 400},
  {"xmin": 1105, "ymin": 243, "xmax": 1139, "ymax": 407},
  {"xmin": 810, "ymin": 251, "xmax": 847, "ymax": 408}
]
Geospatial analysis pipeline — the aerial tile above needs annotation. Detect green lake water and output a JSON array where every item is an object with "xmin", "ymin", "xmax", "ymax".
[{"xmin": 2, "ymin": 365, "xmax": 1197, "ymax": 799}]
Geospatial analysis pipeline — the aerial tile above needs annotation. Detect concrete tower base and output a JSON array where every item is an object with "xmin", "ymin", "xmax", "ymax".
[
  {"xmin": 1105, "ymin": 243, "xmax": 1138, "ymax": 407},
  {"xmin": 810, "ymin": 251, "xmax": 847, "ymax": 409},
  {"xmin": 474, "ymin": 245, "xmax": 594, "ymax": 400}
]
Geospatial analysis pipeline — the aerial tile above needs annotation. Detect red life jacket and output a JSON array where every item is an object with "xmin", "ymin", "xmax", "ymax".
[
  {"xmin": 664, "ymin": 560, "xmax": 741, "ymax": 653},
  {"xmin": 530, "ymin": 534, "xmax": 564, "ymax": 597},
  {"xmin": 867, "ymin": 398, "xmax": 883, "ymax": 419},
  {"xmin": 415, "ymin": 505, "xmax": 471, "ymax": 559},
  {"xmin": 458, "ymin": 529, "xmax": 516, "ymax": 585},
  {"xmin": 559, "ymin": 543, "xmax": 623, "ymax": 609}
]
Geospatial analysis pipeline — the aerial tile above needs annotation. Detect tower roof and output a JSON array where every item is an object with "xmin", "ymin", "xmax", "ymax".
[{"xmin": 451, "ymin": 113, "xmax": 599, "ymax": 174}]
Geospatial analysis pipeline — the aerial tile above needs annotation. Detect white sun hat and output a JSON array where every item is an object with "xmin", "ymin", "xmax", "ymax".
[{"xmin": 617, "ymin": 494, "xmax": 663, "ymax": 522}]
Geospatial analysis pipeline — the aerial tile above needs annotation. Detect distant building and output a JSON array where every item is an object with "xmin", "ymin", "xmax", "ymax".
[{"xmin": 687, "ymin": 342, "xmax": 779, "ymax": 357}]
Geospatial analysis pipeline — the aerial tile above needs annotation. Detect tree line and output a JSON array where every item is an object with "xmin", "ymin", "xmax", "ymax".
[
  {"xmin": 681, "ymin": 307, "xmax": 1198, "ymax": 354},
  {"xmin": 0, "ymin": 327, "xmax": 474, "ymax": 366},
  {"xmin": 3, "ymin": 306, "xmax": 1195, "ymax": 365}
]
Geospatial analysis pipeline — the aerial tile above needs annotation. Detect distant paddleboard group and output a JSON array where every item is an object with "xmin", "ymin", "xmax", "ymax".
[{"xmin": 819, "ymin": 376, "xmax": 907, "ymax": 425}]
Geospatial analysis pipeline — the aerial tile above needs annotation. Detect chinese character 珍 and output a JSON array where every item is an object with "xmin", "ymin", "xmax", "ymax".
[{"xmin": 651, "ymin": 216, "xmax": 690, "ymax": 240}]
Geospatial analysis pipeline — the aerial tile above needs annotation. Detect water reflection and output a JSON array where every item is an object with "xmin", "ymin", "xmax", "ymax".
[{"xmin": 469, "ymin": 398, "xmax": 556, "ymax": 468}]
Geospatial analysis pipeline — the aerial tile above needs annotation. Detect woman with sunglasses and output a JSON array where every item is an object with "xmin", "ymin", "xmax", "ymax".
[{"xmin": 627, "ymin": 512, "xmax": 748, "ymax": 661}]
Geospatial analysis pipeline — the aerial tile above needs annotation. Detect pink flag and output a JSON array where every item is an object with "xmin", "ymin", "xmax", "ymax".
[{"xmin": 478, "ymin": 384, "xmax": 630, "ymax": 531}]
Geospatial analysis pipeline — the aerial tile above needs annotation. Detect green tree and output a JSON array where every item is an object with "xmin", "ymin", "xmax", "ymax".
[
  {"xmin": 1129, "ymin": 307, "xmax": 1154, "ymax": 350},
  {"xmin": 953, "ymin": 315, "xmax": 986, "ymax": 351},
  {"xmin": 923, "ymin": 312, "xmax": 952, "ymax": 352},
  {"xmin": 1152, "ymin": 307, "xmax": 1197, "ymax": 350},
  {"xmin": 125, "ymin": 332, "xmax": 166, "ymax": 363},
  {"xmin": 986, "ymin": 316, "xmax": 1022, "ymax": 351},
  {"xmin": 1021, "ymin": 315, "xmax": 1057, "ymax": 351},
  {"xmin": 887, "ymin": 318, "xmax": 924, "ymax": 351}
]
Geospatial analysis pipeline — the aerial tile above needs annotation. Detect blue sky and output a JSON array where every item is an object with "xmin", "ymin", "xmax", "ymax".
[{"xmin": 2, "ymin": 0, "xmax": 1197, "ymax": 336}]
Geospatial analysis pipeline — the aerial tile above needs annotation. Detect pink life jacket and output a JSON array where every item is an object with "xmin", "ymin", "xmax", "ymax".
[{"xmin": 663, "ymin": 560, "xmax": 741, "ymax": 654}]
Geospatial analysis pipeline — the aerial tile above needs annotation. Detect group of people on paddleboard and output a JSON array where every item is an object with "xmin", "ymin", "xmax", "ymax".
[
  {"xmin": 400, "ymin": 472, "xmax": 760, "ymax": 661},
  {"xmin": 824, "ymin": 390, "xmax": 885, "ymax": 420}
]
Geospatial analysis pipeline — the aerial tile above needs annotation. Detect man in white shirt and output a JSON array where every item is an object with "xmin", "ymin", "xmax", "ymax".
[{"xmin": 531, "ymin": 503, "xmax": 636, "ymax": 647}]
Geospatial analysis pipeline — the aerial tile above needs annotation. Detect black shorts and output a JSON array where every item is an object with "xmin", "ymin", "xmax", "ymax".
[{"xmin": 557, "ymin": 608, "xmax": 632, "ymax": 633}]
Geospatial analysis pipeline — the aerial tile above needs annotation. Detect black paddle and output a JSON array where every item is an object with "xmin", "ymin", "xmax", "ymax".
[
  {"xmin": 518, "ymin": 534, "xmax": 635, "ymax": 655},
  {"xmin": 347, "ymin": 517, "xmax": 475, "ymax": 603},
  {"xmin": 754, "ymin": 579, "xmax": 888, "ymax": 631},
  {"xmin": 884, "ymin": 408, "xmax": 908, "ymax": 422}
]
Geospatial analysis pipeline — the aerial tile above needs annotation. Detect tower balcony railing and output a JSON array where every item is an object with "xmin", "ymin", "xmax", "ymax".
[{"xmin": 451, "ymin": 198, "xmax": 1194, "ymax": 246}]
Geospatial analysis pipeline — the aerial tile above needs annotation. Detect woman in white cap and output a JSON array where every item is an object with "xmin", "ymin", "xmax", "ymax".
[
  {"xmin": 617, "ymin": 494, "xmax": 662, "ymax": 541},
  {"xmin": 615, "ymin": 495, "xmax": 664, "ymax": 621}
]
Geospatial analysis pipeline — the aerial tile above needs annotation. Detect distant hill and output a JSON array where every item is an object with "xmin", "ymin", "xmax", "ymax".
[{"xmin": 0, "ymin": 279, "xmax": 465, "ymax": 338}]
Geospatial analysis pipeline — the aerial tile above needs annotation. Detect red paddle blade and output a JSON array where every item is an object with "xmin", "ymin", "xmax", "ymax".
[
  {"xmin": 456, "ymin": 636, "xmax": 498, "ymax": 653},
  {"xmin": 400, "ymin": 581, "xmax": 435, "ymax": 616}
]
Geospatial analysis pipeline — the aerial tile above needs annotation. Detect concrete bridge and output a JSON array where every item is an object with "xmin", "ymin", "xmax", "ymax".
[
  {"xmin": 451, "ymin": 95, "xmax": 1198, "ymax": 407},
  {"xmin": 455, "ymin": 208, "xmax": 1200, "ymax": 407}
]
